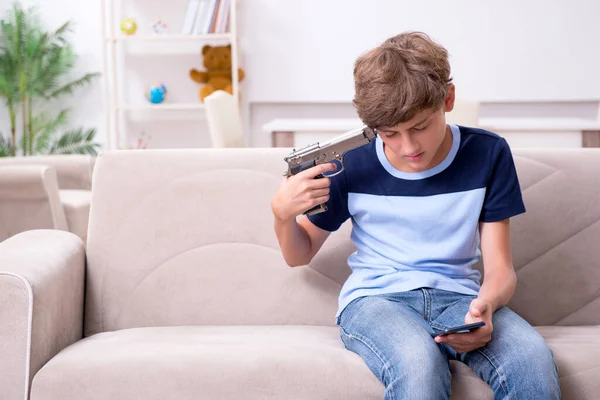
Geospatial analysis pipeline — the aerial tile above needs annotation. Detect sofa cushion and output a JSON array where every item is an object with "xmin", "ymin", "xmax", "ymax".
[
  {"xmin": 29, "ymin": 325, "xmax": 600, "ymax": 400},
  {"xmin": 85, "ymin": 149, "xmax": 600, "ymax": 336},
  {"xmin": 493, "ymin": 150, "xmax": 600, "ymax": 326},
  {"xmin": 84, "ymin": 149, "xmax": 343, "ymax": 336},
  {"xmin": 535, "ymin": 325, "xmax": 600, "ymax": 399},
  {"xmin": 30, "ymin": 326, "xmax": 383, "ymax": 400},
  {"xmin": 0, "ymin": 165, "xmax": 68, "ymax": 241},
  {"xmin": 59, "ymin": 190, "xmax": 91, "ymax": 243},
  {"xmin": 0, "ymin": 155, "xmax": 94, "ymax": 190}
]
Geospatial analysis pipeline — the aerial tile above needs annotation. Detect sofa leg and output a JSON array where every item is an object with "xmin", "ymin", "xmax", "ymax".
[
  {"xmin": 271, "ymin": 131, "xmax": 294, "ymax": 147},
  {"xmin": 582, "ymin": 130, "xmax": 600, "ymax": 147}
]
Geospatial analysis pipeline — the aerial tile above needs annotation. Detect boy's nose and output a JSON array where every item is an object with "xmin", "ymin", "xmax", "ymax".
[{"xmin": 402, "ymin": 140, "xmax": 420, "ymax": 156}]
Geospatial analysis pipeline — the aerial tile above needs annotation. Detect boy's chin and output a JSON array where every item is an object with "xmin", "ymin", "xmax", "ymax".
[{"xmin": 405, "ymin": 154, "xmax": 428, "ymax": 166}]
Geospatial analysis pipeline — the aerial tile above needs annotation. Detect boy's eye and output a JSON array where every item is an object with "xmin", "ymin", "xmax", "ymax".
[{"xmin": 414, "ymin": 125, "xmax": 427, "ymax": 132}]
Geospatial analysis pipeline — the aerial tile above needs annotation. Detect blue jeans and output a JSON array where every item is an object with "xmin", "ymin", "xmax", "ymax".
[{"xmin": 338, "ymin": 288, "xmax": 560, "ymax": 400}]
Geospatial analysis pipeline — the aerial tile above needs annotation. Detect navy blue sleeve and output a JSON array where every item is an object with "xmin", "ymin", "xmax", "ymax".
[
  {"xmin": 306, "ymin": 170, "xmax": 351, "ymax": 232},
  {"xmin": 479, "ymin": 138, "xmax": 526, "ymax": 222}
]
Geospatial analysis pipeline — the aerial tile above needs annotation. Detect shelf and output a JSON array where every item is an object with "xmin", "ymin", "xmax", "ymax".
[
  {"xmin": 117, "ymin": 103, "xmax": 205, "ymax": 111},
  {"xmin": 101, "ymin": 0, "xmax": 239, "ymax": 149},
  {"xmin": 107, "ymin": 33, "xmax": 232, "ymax": 42}
]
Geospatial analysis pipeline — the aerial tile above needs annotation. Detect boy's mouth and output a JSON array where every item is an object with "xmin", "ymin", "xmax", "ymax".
[{"xmin": 405, "ymin": 152, "xmax": 424, "ymax": 162}]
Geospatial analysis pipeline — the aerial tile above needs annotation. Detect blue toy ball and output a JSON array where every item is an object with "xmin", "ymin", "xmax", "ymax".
[{"xmin": 145, "ymin": 84, "xmax": 167, "ymax": 104}]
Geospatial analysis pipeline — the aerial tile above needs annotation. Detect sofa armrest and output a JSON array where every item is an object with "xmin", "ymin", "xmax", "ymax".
[{"xmin": 0, "ymin": 230, "xmax": 85, "ymax": 400}]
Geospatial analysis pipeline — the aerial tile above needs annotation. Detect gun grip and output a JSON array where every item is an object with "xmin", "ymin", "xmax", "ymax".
[
  {"xmin": 290, "ymin": 160, "xmax": 316, "ymax": 176},
  {"xmin": 304, "ymin": 203, "xmax": 328, "ymax": 215}
]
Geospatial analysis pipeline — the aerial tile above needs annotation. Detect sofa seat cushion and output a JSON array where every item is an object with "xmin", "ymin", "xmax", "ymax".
[
  {"xmin": 58, "ymin": 189, "xmax": 91, "ymax": 243},
  {"xmin": 29, "ymin": 325, "xmax": 600, "ymax": 400},
  {"xmin": 30, "ymin": 326, "xmax": 383, "ymax": 400},
  {"xmin": 534, "ymin": 325, "xmax": 600, "ymax": 399}
]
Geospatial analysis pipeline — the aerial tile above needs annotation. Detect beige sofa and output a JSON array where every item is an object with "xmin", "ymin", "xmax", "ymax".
[
  {"xmin": 0, "ymin": 155, "xmax": 95, "ymax": 242},
  {"xmin": 1, "ymin": 147, "xmax": 599, "ymax": 400}
]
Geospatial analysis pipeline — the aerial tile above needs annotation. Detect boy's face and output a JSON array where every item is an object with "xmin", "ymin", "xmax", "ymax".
[{"xmin": 376, "ymin": 85, "xmax": 456, "ymax": 173}]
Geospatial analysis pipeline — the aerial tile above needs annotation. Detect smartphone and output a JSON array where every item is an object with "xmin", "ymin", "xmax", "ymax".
[{"xmin": 437, "ymin": 321, "xmax": 485, "ymax": 336}]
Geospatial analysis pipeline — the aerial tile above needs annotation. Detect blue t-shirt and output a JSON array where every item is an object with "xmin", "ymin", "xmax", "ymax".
[{"xmin": 307, "ymin": 124, "xmax": 526, "ymax": 322}]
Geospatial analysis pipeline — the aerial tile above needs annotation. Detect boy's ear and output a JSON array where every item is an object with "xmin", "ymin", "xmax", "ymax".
[{"xmin": 444, "ymin": 84, "xmax": 456, "ymax": 112}]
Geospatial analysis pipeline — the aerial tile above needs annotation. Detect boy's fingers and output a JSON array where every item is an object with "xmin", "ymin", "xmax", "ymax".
[
  {"xmin": 298, "ymin": 162, "xmax": 336, "ymax": 179},
  {"xmin": 436, "ymin": 333, "xmax": 477, "ymax": 345},
  {"xmin": 311, "ymin": 188, "xmax": 330, "ymax": 198},
  {"xmin": 309, "ymin": 177, "xmax": 331, "ymax": 190}
]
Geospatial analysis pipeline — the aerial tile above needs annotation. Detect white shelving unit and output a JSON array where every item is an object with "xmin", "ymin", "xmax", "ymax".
[
  {"xmin": 118, "ymin": 103, "xmax": 206, "ymax": 111},
  {"xmin": 100, "ymin": 0, "xmax": 241, "ymax": 150},
  {"xmin": 106, "ymin": 33, "xmax": 233, "ymax": 42}
]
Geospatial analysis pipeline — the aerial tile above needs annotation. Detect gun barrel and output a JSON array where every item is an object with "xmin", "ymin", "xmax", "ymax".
[
  {"xmin": 284, "ymin": 125, "xmax": 377, "ymax": 177},
  {"xmin": 285, "ymin": 125, "xmax": 376, "ymax": 162}
]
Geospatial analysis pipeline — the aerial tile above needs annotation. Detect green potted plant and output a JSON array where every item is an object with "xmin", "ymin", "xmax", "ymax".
[{"xmin": 0, "ymin": 1, "xmax": 101, "ymax": 157}]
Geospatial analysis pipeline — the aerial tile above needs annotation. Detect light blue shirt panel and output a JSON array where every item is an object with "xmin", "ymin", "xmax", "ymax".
[{"xmin": 337, "ymin": 188, "xmax": 485, "ymax": 319}]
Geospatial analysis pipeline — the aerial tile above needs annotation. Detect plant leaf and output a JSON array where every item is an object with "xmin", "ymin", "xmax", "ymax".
[
  {"xmin": 49, "ymin": 127, "xmax": 100, "ymax": 155},
  {"xmin": 46, "ymin": 72, "xmax": 100, "ymax": 99},
  {"xmin": 0, "ymin": 133, "xmax": 12, "ymax": 157},
  {"xmin": 33, "ymin": 108, "xmax": 70, "ymax": 154}
]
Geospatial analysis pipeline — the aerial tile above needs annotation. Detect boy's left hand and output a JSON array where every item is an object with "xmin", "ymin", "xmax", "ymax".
[{"xmin": 434, "ymin": 297, "xmax": 494, "ymax": 353}]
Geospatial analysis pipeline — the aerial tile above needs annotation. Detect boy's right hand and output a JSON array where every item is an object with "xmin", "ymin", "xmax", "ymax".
[{"xmin": 271, "ymin": 163, "xmax": 336, "ymax": 222}]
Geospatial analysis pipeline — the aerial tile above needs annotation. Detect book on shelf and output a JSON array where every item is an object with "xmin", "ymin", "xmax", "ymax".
[
  {"xmin": 182, "ymin": 0, "xmax": 230, "ymax": 35},
  {"xmin": 181, "ymin": 0, "xmax": 200, "ymax": 34}
]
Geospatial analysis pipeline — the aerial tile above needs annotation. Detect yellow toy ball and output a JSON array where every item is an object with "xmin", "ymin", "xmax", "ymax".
[{"xmin": 121, "ymin": 18, "xmax": 137, "ymax": 35}]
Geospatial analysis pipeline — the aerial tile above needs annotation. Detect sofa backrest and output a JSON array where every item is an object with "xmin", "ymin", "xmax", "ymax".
[
  {"xmin": 0, "ymin": 154, "xmax": 95, "ymax": 190},
  {"xmin": 84, "ymin": 147, "xmax": 600, "ymax": 336},
  {"xmin": 84, "ymin": 148, "xmax": 343, "ymax": 336},
  {"xmin": 0, "ymin": 165, "xmax": 68, "ymax": 242},
  {"xmin": 495, "ymin": 149, "xmax": 600, "ymax": 327}
]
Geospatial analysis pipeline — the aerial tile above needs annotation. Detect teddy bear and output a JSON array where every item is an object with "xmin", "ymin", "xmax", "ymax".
[{"xmin": 189, "ymin": 44, "xmax": 245, "ymax": 102}]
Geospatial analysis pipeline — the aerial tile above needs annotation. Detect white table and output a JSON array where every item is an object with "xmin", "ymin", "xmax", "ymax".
[
  {"xmin": 263, "ymin": 118, "xmax": 362, "ymax": 147},
  {"xmin": 263, "ymin": 117, "xmax": 600, "ymax": 148},
  {"xmin": 479, "ymin": 118, "xmax": 600, "ymax": 148}
]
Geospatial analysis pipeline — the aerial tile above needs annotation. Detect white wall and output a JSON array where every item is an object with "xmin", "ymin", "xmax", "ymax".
[
  {"xmin": 239, "ymin": 0, "xmax": 600, "ymax": 103},
  {"xmin": 1, "ymin": 0, "xmax": 599, "ymax": 151}
]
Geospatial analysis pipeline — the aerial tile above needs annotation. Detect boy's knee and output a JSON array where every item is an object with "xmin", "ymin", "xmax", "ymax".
[
  {"xmin": 520, "ymin": 336, "xmax": 557, "ymax": 371},
  {"xmin": 503, "ymin": 337, "xmax": 560, "ymax": 398},
  {"xmin": 384, "ymin": 352, "xmax": 451, "ymax": 400},
  {"xmin": 385, "ymin": 344, "xmax": 450, "ymax": 386}
]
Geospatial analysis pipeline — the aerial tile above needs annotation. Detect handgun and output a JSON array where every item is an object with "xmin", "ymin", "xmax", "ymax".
[{"xmin": 283, "ymin": 125, "xmax": 377, "ymax": 215}]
